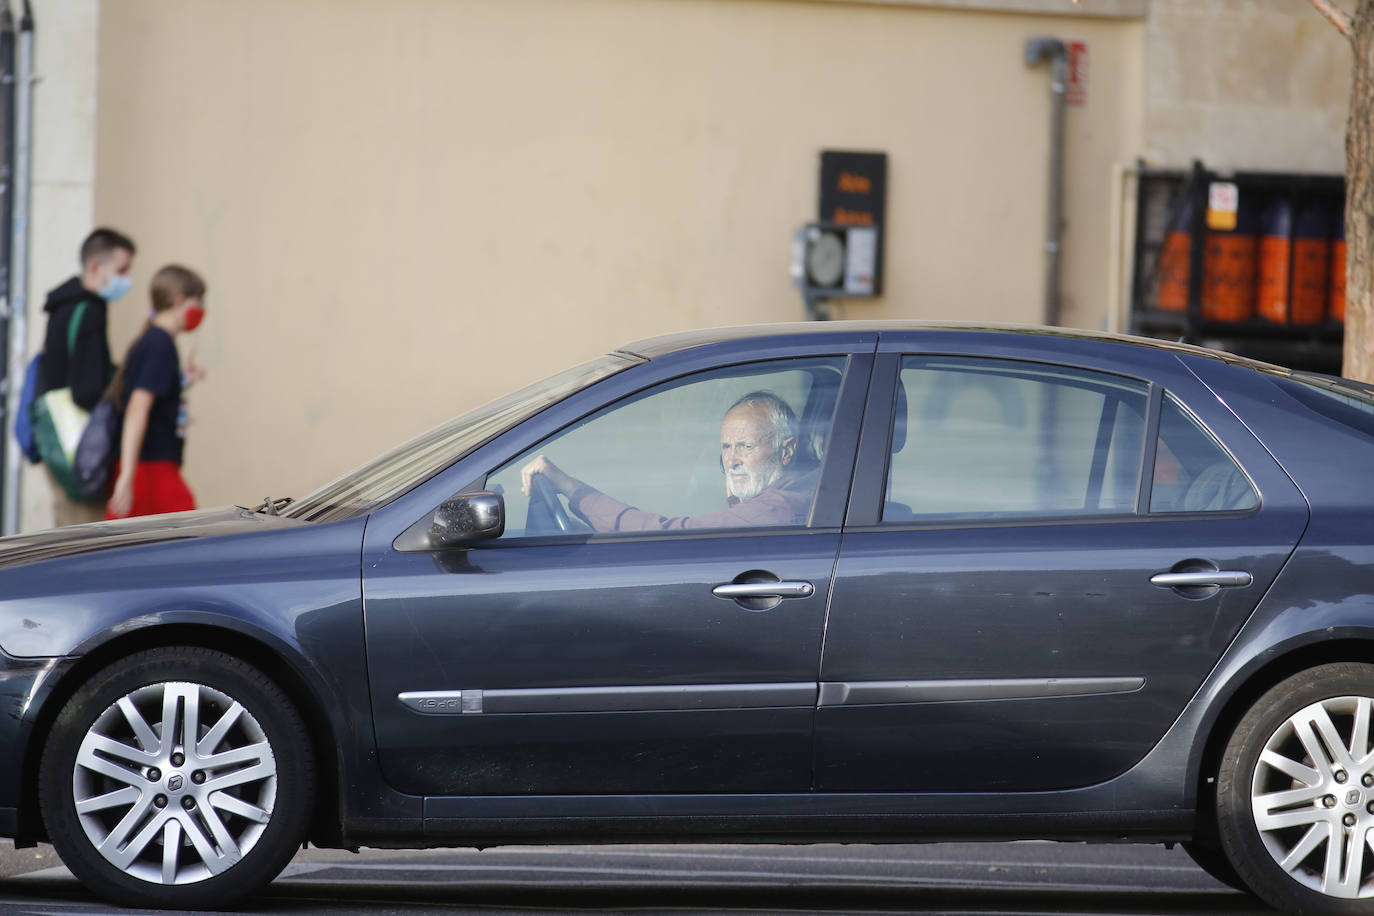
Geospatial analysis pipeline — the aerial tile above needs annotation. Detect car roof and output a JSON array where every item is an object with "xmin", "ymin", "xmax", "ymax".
[{"xmin": 617, "ymin": 320, "xmax": 1289, "ymax": 372}]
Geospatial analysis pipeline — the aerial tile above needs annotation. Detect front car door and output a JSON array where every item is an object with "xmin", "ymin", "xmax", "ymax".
[
  {"xmin": 814, "ymin": 332, "xmax": 1308, "ymax": 793},
  {"xmin": 363, "ymin": 338, "xmax": 875, "ymax": 799}
]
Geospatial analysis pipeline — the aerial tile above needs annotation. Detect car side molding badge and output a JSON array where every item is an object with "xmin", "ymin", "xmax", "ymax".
[{"xmin": 817, "ymin": 677, "xmax": 1145, "ymax": 707}]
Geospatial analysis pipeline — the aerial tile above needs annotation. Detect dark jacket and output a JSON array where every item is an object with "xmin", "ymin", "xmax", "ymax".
[
  {"xmin": 569, "ymin": 468, "xmax": 817, "ymax": 532},
  {"xmin": 39, "ymin": 277, "xmax": 111, "ymax": 411}
]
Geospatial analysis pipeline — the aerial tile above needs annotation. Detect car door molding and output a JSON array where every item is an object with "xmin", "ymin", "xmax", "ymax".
[
  {"xmin": 816, "ymin": 677, "xmax": 1145, "ymax": 707},
  {"xmin": 398, "ymin": 682, "xmax": 819, "ymax": 715}
]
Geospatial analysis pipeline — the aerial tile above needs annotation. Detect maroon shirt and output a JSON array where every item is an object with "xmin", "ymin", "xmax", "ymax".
[{"xmin": 569, "ymin": 469, "xmax": 816, "ymax": 532}]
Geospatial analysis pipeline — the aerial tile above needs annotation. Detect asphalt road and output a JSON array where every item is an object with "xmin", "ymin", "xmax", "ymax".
[{"xmin": 0, "ymin": 839, "xmax": 1278, "ymax": 915}]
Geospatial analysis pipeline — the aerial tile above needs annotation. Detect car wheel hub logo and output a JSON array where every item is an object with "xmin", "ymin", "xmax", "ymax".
[{"xmin": 167, "ymin": 775, "xmax": 184, "ymax": 791}]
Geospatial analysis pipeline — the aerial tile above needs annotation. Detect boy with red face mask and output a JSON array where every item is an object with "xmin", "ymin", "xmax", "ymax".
[{"xmin": 104, "ymin": 264, "xmax": 208, "ymax": 519}]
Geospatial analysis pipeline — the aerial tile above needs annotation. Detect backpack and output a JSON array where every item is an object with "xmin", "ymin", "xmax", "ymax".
[
  {"xmin": 14, "ymin": 351, "xmax": 43, "ymax": 464},
  {"xmin": 28, "ymin": 301, "xmax": 96, "ymax": 501},
  {"xmin": 73, "ymin": 395, "xmax": 121, "ymax": 500}
]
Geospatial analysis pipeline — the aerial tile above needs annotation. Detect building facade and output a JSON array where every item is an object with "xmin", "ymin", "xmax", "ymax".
[{"xmin": 15, "ymin": 0, "xmax": 1351, "ymax": 529}]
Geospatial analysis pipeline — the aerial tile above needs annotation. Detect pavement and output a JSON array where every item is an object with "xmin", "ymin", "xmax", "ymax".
[{"xmin": 0, "ymin": 839, "xmax": 1278, "ymax": 915}]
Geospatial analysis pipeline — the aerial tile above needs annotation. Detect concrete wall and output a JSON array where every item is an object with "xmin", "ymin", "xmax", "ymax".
[
  {"xmin": 80, "ymin": 0, "xmax": 1145, "ymax": 515},
  {"xmin": 1144, "ymin": 0, "xmax": 1351, "ymax": 172}
]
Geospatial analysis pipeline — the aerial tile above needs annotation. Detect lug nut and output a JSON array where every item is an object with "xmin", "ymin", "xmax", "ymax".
[
  {"xmin": 153, "ymin": 794, "xmax": 167, "ymax": 809},
  {"xmin": 181, "ymin": 796, "xmax": 195, "ymax": 810},
  {"xmin": 170, "ymin": 752, "xmax": 185, "ymax": 767},
  {"xmin": 146, "ymin": 768, "xmax": 161, "ymax": 782},
  {"xmin": 1364, "ymin": 774, "xmax": 1373, "ymax": 787},
  {"xmin": 1326, "ymin": 795, "xmax": 1339, "ymax": 808},
  {"xmin": 1345, "ymin": 813, "xmax": 1357, "ymax": 827},
  {"xmin": 1366, "ymin": 801, "xmax": 1374, "ymax": 814},
  {"xmin": 191, "ymin": 771, "xmax": 205, "ymax": 784},
  {"xmin": 1336, "ymin": 770, "xmax": 1349, "ymax": 784}
]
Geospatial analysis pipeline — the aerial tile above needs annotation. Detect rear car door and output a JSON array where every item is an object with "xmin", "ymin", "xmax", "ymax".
[{"xmin": 814, "ymin": 339, "xmax": 1307, "ymax": 792}]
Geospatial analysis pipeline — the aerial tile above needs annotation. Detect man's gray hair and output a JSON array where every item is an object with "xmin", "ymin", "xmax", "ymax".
[{"xmin": 726, "ymin": 391, "xmax": 798, "ymax": 450}]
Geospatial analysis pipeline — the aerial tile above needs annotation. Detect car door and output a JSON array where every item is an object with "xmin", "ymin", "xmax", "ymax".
[
  {"xmin": 363, "ymin": 349, "xmax": 872, "ymax": 798},
  {"xmin": 813, "ymin": 344, "xmax": 1308, "ymax": 793}
]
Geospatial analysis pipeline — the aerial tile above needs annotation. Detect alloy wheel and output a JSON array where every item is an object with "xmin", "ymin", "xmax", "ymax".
[
  {"xmin": 1251, "ymin": 695, "xmax": 1374, "ymax": 898},
  {"xmin": 71, "ymin": 680, "xmax": 278, "ymax": 885}
]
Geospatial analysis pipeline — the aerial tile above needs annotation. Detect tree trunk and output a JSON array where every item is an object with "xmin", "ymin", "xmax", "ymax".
[{"xmin": 1343, "ymin": 0, "xmax": 1374, "ymax": 381}]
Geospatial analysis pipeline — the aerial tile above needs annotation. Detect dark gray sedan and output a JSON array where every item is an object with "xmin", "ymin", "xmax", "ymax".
[{"xmin": 1, "ymin": 322, "xmax": 1372, "ymax": 914}]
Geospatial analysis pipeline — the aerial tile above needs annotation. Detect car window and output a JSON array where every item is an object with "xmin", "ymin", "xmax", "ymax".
[
  {"xmin": 485, "ymin": 357, "xmax": 847, "ymax": 538},
  {"xmin": 883, "ymin": 357, "xmax": 1148, "ymax": 521},
  {"xmin": 1149, "ymin": 394, "xmax": 1258, "ymax": 513}
]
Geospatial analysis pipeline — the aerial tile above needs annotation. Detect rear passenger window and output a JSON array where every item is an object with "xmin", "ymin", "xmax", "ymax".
[
  {"xmin": 1149, "ymin": 395, "xmax": 1258, "ymax": 513},
  {"xmin": 884, "ymin": 358, "xmax": 1148, "ymax": 521}
]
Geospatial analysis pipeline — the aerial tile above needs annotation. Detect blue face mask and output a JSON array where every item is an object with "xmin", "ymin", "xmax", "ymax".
[{"xmin": 99, "ymin": 273, "xmax": 133, "ymax": 302}]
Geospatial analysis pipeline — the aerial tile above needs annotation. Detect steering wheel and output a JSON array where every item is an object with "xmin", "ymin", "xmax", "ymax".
[{"xmin": 531, "ymin": 473, "xmax": 572, "ymax": 533}]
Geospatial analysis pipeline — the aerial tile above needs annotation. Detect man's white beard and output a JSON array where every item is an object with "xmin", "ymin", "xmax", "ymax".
[{"xmin": 727, "ymin": 454, "xmax": 783, "ymax": 501}]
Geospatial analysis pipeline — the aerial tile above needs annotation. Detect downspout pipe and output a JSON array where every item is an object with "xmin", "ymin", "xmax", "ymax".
[
  {"xmin": 3, "ymin": 0, "xmax": 32, "ymax": 536},
  {"xmin": 1024, "ymin": 37, "xmax": 1068, "ymax": 328}
]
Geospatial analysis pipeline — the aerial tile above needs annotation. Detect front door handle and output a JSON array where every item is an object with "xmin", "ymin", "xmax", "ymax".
[
  {"xmin": 1150, "ymin": 570, "xmax": 1252, "ymax": 589},
  {"xmin": 712, "ymin": 581, "xmax": 815, "ymax": 600}
]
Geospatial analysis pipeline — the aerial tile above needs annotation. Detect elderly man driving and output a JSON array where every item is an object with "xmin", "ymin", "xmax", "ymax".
[{"xmin": 520, "ymin": 391, "xmax": 815, "ymax": 531}]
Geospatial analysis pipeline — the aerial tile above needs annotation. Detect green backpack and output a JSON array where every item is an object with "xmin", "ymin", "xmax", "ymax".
[{"xmin": 30, "ymin": 301, "xmax": 101, "ymax": 502}]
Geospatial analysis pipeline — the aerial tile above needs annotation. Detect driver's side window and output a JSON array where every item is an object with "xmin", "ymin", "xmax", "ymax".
[{"xmin": 485, "ymin": 357, "xmax": 846, "ymax": 539}]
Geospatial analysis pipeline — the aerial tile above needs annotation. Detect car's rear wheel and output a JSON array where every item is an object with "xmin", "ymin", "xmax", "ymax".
[
  {"xmin": 39, "ymin": 647, "xmax": 314, "ymax": 909},
  {"xmin": 1217, "ymin": 663, "xmax": 1374, "ymax": 914}
]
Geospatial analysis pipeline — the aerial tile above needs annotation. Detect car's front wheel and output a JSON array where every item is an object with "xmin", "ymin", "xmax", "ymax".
[
  {"xmin": 1218, "ymin": 663, "xmax": 1374, "ymax": 914},
  {"xmin": 39, "ymin": 647, "xmax": 314, "ymax": 909}
]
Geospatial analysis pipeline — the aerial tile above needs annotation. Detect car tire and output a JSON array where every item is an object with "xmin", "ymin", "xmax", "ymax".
[
  {"xmin": 39, "ymin": 647, "xmax": 315, "ymax": 909},
  {"xmin": 1181, "ymin": 839, "xmax": 1249, "ymax": 892},
  {"xmin": 1217, "ymin": 662, "xmax": 1374, "ymax": 914}
]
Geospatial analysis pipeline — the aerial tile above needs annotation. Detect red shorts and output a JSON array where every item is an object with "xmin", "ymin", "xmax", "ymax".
[{"xmin": 105, "ymin": 461, "xmax": 197, "ymax": 519}]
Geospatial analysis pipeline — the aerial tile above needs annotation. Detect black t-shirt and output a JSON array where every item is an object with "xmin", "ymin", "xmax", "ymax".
[{"xmin": 122, "ymin": 326, "xmax": 184, "ymax": 465}]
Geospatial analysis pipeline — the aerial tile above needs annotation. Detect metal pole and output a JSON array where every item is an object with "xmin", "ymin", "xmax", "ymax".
[
  {"xmin": 3, "ymin": 0, "xmax": 32, "ymax": 535},
  {"xmin": 0, "ymin": 3, "xmax": 14, "ymax": 532},
  {"xmin": 1024, "ymin": 37, "xmax": 1068, "ymax": 328}
]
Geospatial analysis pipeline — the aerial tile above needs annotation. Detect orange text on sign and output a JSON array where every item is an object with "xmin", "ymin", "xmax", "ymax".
[
  {"xmin": 837, "ymin": 172, "xmax": 871, "ymax": 195},
  {"xmin": 833, "ymin": 207, "xmax": 874, "ymax": 226}
]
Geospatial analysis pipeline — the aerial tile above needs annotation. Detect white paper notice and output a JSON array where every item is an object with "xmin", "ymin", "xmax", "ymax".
[{"xmin": 844, "ymin": 227, "xmax": 877, "ymax": 295}]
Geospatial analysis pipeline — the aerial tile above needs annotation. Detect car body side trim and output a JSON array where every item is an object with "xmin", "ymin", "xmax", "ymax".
[
  {"xmin": 398, "ymin": 683, "xmax": 819, "ymax": 715},
  {"xmin": 398, "ymin": 677, "xmax": 1144, "ymax": 716},
  {"xmin": 817, "ymin": 677, "xmax": 1145, "ymax": 707}
]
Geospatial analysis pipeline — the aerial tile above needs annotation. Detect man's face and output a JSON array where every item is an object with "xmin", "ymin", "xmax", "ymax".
[
  {"xmin": 720, "ymin": 405, "xmax": 794, "ymax": 501},
  {"xmin": 86, "ymin": 247, "xmax": 133, "ymax": 289}
]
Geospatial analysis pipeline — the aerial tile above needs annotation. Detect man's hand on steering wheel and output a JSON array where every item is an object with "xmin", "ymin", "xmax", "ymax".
[{"xmin": 520, "ymin": 455, "xmax": 576, "ymax": 533}]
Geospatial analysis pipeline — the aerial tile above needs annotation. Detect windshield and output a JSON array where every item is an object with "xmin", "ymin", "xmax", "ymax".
[{"xmin": 283, "ymin": 354, "xmax": 639, "ymax": 523}]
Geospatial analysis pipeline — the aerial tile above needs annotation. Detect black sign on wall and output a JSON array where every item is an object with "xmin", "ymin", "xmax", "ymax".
[{"xmin": 819, "ymin": 150, "xmax": 887, "ymax": 295}]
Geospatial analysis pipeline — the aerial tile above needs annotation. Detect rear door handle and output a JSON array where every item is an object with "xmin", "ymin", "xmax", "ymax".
[
  {"xmin": 1150, "ymin": 570, "xmax": 1252, "ymax": 589},
  {"xmin": 712, "ymin": 581, "xmax": 815, "ymax": 600}
]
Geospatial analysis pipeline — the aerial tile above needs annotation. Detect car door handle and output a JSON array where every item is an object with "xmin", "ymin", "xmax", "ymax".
[
  {"xmin": 1149, "ymin": 570, "xmax": 1252, "ymax": 589},
  {"xmin": 712, "ymin": 581, "xmax": 815, "ymax": 600}
]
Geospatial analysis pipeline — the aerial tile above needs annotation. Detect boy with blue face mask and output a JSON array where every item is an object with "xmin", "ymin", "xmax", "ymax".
[{"xmin": 37, "ymin": 227, "xmax": 137, "ymax": 524}]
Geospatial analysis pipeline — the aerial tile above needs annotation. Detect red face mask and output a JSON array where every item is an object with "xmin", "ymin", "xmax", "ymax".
[{"xmin": 183, "ymin": 304, "xmax": 206, "ymax": 332}]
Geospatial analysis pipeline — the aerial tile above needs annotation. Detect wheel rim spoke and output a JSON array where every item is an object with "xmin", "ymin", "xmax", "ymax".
[
  {"xmin": 197, "ymin": 702, "xmax": 243, "ymax": 756},
  {"xmin": 71, "ymin": 679, "xmax": 277, "ymax": 887},
  {"xmin": 160, "ymin": 818, "xmax": 182, "ymax": 885},
  {"xmin": 75, "ymin": 785, "xmax": 143, "ymax": 815},
  {"xmin": 209, "ymin": 791, "xmax": 271, "ymax": 825},
  {"xmin": 117, "ymin": 697, "xmax": 161, "ymax": 753},
  {"xmin": 1260, "ymin": 748, "xmax": 1321, "ymax": 786},
  {"xmin": 1309, "ymin": 705, "xmax": 1360, "ymax": 774},
  {"xmin": 1281, "ymin": 823, "xmax": 1330, "ymax": 872}
]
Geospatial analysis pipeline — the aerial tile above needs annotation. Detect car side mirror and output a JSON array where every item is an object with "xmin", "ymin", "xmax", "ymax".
[{"xmin": 395, "ymin": 491, "xmax": 505, "ymax": 552}]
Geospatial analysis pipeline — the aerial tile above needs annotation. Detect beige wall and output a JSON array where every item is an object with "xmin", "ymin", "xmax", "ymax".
[
  {"xmin": 85, "ymin": 0, "xmax": 1145, "ymax": 514},
  {"xmin": 1145, "ymin": 0, "xmax": 1351, "ymax": 172}
]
